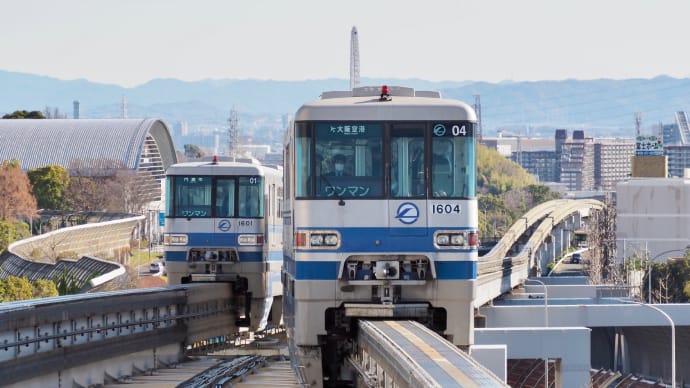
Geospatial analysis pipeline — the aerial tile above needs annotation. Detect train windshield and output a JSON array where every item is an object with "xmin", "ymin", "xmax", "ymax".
[
  {"xmin": 168, "ymin": 175, "xmax": 264, "ymax": 218},
  {"xmin": 295, "ymin": 121, "xmax": 475, "ymax": 199}
]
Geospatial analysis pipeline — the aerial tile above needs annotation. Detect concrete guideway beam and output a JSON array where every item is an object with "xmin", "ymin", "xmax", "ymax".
[
  {"xmin": 0, "ymin": 283, "xmax": 235, "ymax": 386},
  {"xmin": 475, "ymin": 327, "xmax": 591, "ymax": 388}
]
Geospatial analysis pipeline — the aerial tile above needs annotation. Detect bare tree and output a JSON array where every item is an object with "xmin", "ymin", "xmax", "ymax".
[
  {"xmin": 43, "ymin": 106, "xmax": 66, "ymax": 119},
  {"xmin": 63, "ymin": 159, "xmax": 159, "ymax": 213},
  {"xmin": 586, "ymin": 194, "xmax": 616, "ymax": 284},
  {"xmin": 108, "ymin": 170, "xmax": 159, "ymax": 214},
  {"xmin": 0, "ymin": 160, "xmax": 38, "ymax": 221}
]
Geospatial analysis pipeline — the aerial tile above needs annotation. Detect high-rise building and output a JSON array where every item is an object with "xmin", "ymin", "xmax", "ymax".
[
  {"xmin": 665, "ymin": 145, "xmax": 690, "ymax": 177},
  {"xmin": 73, "ymin": 100, "xmax": 80, "ymax": 119},
  {"xmin": 559, "ymin": 134, "xmax": 595, "ymax": 191},
  {"xmin": 593, "ymin": 140, "xmax": 635, "ymax": 190},
  {"xmin": 514, "ymin": 150, "xmax": 559, "ymax": 182}
]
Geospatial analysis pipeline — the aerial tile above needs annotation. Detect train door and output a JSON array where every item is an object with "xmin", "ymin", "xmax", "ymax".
[{"xmin": 388, "ymin": 126, "xmax": 428, "ymax": 236}]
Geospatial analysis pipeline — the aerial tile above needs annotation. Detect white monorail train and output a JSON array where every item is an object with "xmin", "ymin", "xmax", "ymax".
[
  {"xmin": 283, "ymin": 86, "xmax": 479, "ymax": 386},
  {"xmin": 164, "ymin": 157, "xmax": 283, "ymax": 332}
]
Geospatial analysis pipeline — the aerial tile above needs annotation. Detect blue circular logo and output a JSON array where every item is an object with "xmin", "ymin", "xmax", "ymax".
[
  {"xmin": 395, "ymin": 202, "xmax": 420, "ymax": 225},
  {"xmin": 218, "ymin": 219, "xmax": 231, "ymax": 232},
  {"xmin": 433, "ymin": 124, "xmax": 446, "ymax": 137}
]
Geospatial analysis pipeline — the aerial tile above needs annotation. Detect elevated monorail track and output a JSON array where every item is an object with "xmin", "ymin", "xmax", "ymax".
[
  {"xmin": 476, "ymin": 198, "xmax": 603, "ymax": 307},
  {"xmin": 0, "ymin": 283, "xmax": 237, "ymax": 386},
  {"xmin": 350, "ymin": 320, "xmax": 505, "ymax": 387}
]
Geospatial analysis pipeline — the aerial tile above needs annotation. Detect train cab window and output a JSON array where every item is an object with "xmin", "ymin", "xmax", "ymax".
[
  {"xmin": 391, "ymin": 128, "xmax": 425, "ymax": 198},
  {"xmin": 172, "ymin": 176, "xmax": 212, "ymax": 217},
  {"xmin": 313, "ymin": 123, "xmax": 383, "ymax": 198},
  {"xmin": 432, "ymin": 138, "xmax": 453, "ymax": 197},
  {"xmin": 239, "ymin": 176, "xmax": 263, "ymax": 217},
  {"xmin": 215, "ymin": 179, "xmax": 235, "ymax": 218},
  {"xmin": 431, "ymin": 129, "xmax": 476, "ymax": 198}
]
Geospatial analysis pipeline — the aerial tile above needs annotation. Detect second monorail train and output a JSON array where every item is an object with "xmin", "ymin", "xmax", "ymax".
[{"xmin": 163, "ymin": 157, "xmax": 283, "ymax": 332}]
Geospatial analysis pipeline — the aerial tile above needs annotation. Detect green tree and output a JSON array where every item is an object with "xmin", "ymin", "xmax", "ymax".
[
  {"xmin": 32, "ymin": 279, "xmax": 59, "ymax": 298},
  {"xmin": 526, "ymin": 184, "xmax": 561, "ymax": 205},
  {"xmin": 28, "ymin": 165, "xmax": 70, "ymax": 210},
  {"xmin": 684, "ymin": 280, "xmax": 690, "ymax": 300},
  {"xmin": 1, "ymin": 276, "xmax": 33, "ymax": 301},
  {"xmin": 184, "ymin": 144, "xmax": 205, "ymax": 158},
  {"xmin": 640, "ymin": 258, "xmax": 690, "ymax": 303},
  {"xmin": 0, "ymin": 219, "xmax": 31, "ymax": 251},
  {"xmin": 2, "ymin": 110, "xmax": 46, "ymax": 119},
  {"xmin": 53, "ymin": 269, "xmax": 82, "ymax": 295},
  {"xmin": 475, "ymin": 145, "xmax": 559, "ymax": 238},
  {"xmin": 476, "ymin": 143, "xmax": 535, "ymax": 195}
]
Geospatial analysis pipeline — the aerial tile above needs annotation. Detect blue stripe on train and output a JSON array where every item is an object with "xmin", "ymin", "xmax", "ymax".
[
  {"xmin": 283, "ymin": 257, "xmax": 477, "ymax": 280},
  {"xmin": 295, "ymin": 227, "xmax": 476, "ymax": 253},
  {"xmin": 183, "ymin": 233, "xmax": 281, "ymax": 246},
  {"xmin": 165, "ymin": 249, "xmax": 282, "ymax": 262}
]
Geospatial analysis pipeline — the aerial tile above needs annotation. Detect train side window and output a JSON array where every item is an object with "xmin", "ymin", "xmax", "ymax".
[
  {"xmin": 295, "ymin": 124, "xmax": 312, "ymax": 198},
  {"xmin": 215, "ymin": 178, "xmax": 235, "ymax": 217}
]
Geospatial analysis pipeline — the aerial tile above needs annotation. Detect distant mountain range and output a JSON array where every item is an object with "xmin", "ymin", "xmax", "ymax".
[{"xmin": 3, "ymin": 70, "xmax": 690, "ymax": 139}]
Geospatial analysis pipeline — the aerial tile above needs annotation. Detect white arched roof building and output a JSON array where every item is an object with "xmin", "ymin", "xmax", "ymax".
[{"xmin": 0, "ymin": 118, "xmax": 177, "ymax": 200}]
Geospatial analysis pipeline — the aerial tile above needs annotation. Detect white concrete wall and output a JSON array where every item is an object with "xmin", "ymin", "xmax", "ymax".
[
  {"xmin": 475, "ymin": 327, "xmax": 591, "ymax": 388},
  {"xmin": 616, "ymin": 178, "xmax": 690, "ymax": 261}
]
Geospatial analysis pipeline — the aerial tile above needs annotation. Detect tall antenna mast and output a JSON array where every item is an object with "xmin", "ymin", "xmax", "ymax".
[
  {"xmin": 350, "ymin": 26, "xmax": 360, "ymax": 90},
  {"xmin": 473, "ymin": 95, "xmax": 483, "ymax": 142},
  {"xmin": 635, "ymin": 112, "xmax": 642, "ymax": 137},
  {"xmin": 227, "ymin": 108, "xmax": 239, "ymax": 160}
]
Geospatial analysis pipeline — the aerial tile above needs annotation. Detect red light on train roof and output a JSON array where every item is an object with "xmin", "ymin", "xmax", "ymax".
[
  {"xmin": 212, "ymin": 155, "xmax": 218, "ymax": 165},
  {"xmin": 380, "ymin": 85, "xmax": 391, "ymax": 101}
]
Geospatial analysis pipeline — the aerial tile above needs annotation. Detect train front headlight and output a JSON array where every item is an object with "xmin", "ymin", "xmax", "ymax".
[
  {"xmin": 436, "ymin": 234, "xmax": 450, "ymax": 246},
  {"xmin": 435, "ymin": 231, "xmax": 469, "ymax": 248},
  {"xmin": 297, "ymin": 230, "xmax": 340, "ymax": 248},
  {"xmin": 238, "ymin": 234, "xmax": 263, "ymax": 245},
  {"xmin": 450, "ymin": 234, "xmax": 465, "ymax": 246},
  {"xmin": 310, "ymin": 234, "xmax": 324, "ymax": 246},
  {"xmin": 164, "ymin": 234, "xmax": 188, "ymax": 245},
  {"xmin": 324, "ymin": 234, "xmax": 339, "ymax": 246}
]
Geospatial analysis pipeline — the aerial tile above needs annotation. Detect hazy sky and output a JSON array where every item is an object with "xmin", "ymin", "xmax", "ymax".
[{"xmin": 3, "ymin": 0, "xmax": 689, "ymax": 87}]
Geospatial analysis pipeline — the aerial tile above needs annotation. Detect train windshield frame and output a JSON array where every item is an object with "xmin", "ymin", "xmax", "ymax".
[
  {"xmin": 294, "ymin": 121, "xmax": 475, "ymax": 199},
  {"xmin": 167, "ymin": 175, "xmax": 264, "ymax": 218}
]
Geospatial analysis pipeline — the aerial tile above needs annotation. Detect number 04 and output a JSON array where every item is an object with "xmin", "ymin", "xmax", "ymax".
[{"xmin": 452, "ymin": 125, "xmax": 466, "ymax": 136}]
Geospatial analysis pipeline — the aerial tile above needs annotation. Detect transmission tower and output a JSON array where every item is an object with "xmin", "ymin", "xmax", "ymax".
[
  {"xmin": 473, "ymin": 95, "xmax": 483, "ymax": 142},
  {"xmin": 350, "ymin": 26, "xmax": 360, "ymax": 90},
  {"xmin": 227, "ymin": 108, "xmax": 239, "ymax": 160},
  {"xmin": 121, "ymin": 95, "xmax": 128, "ymax": 119}
]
